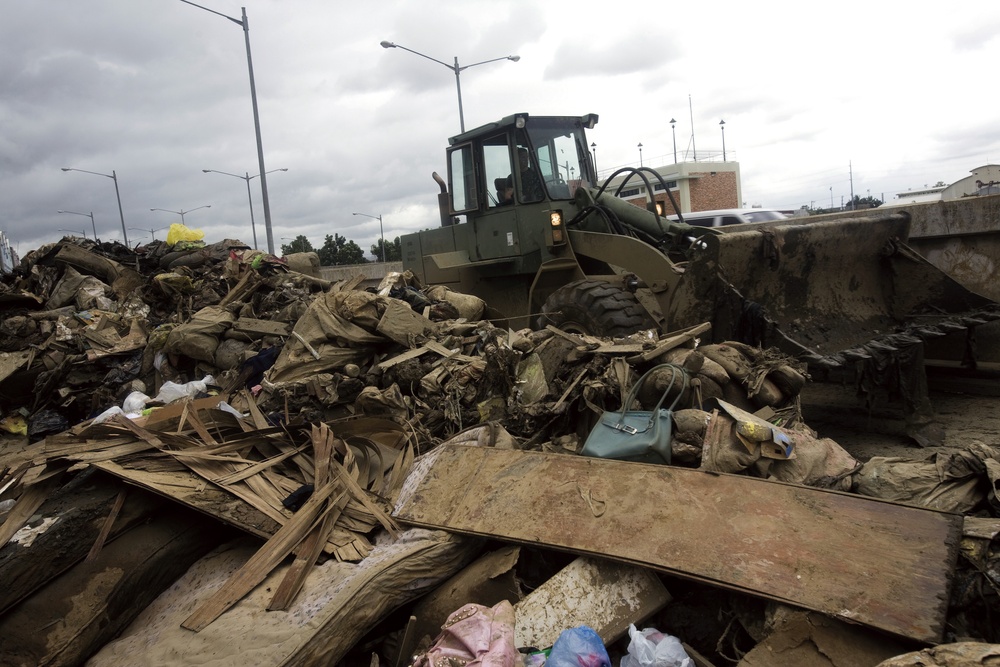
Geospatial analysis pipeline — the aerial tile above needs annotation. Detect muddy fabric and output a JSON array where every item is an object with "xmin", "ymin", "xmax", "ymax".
[
  {"xmin": 267, "ymin": 290, "xmax": 386, "ymax": 384},
  {"xmin": 164, "ymin": 305, "xmax": 235, "ymax": 363},
  {"xmin": 766, "ymin": 433, "xmax": 859, "ymax": 491},
  {"xmin": 875, "ymin": 642, "xmax": 1000, "ymax": 666},
  {"xmin": 414, "ymin": 601, "xmax": 517, "ymax": 667},
  {"xmin": 853, "ymin": 442, "xmax": 1000, "ymax": 513},
  {"xmin": 699, "ymin": 412, "xmax": 760, "ymax": 474}
]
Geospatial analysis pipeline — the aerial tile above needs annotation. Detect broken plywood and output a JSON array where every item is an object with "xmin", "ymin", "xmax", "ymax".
[{"xmin": 393, "ymin": 445, "xmax": 961, "ymax": 643}]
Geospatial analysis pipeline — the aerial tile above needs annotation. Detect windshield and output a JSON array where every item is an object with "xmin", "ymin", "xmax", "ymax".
[{"xmin": 525, "ymin": 118, "xmax": 593, "ymax": 200}]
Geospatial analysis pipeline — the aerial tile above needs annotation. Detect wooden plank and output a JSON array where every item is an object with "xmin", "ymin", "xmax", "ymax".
[
  {"xmin": 393, "ymin": 445, "xmax": 961, "ymax": 643},
  {"xmin": 267, "ymin": 424, "xmax": 346, "ymax": 610},
  {"xmin": 181, "ymin": 477, "xmax": 341, "ymax": 631},
  {"xmin": 86, "ymin": 488, "xmax": 126, "ymax": 561},
  {"xmin": 513, "ymin": 556, "xmax": 671, "ymax": 648},
  {"xmin": 376, "ymin": 344, "xmax": 432, "ymax": 370},
  {"xmin": 626, "ymin": 321, "xmax": 711, "ymax": 364},
  {"xmin": 93, "ymin": 461, "xmax": 281, "ymax": 540}
]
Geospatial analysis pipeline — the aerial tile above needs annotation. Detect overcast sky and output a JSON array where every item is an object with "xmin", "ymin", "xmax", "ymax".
[{"xmin": 3, "ymin": 1, "xmax": 1000, "ymax": 257}]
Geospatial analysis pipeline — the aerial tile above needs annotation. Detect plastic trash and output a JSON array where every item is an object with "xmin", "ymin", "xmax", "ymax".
[
  {"xmin": 620, "ymin": 624, "xmax": 693, "ymax": 667},
  {"xmin": 122, "ymin": 391, "xmax": 151, "ymax": 414},
  {"xmin": 152, "ymin": 375, "xmax": 215, "ymax": 405},
  {"xmin": 166, "ymin": 223, "xmax": 205, "ymax": 246},
  {"xmin": 546, "ymin": 626, "xmax": 611, "ymax": 667}
]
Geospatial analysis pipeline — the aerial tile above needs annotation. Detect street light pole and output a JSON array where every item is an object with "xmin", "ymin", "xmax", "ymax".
[
  {"xmin": 352, "ymin": 212, "xmax": 385, "ymax": 263},
  {"xmin": 590, "ymin": 142, "xmax": 597, "ymax": 177},
  {"xmin": 57, "ymin": 210, "xmax": 98, "ymax": 240},
  {"xmin": 670, "ymin": 118, "xmax": 677, "ymax": 163},
  {"xmin": 179, "ymin": 2, "xmax": 276, "ymax": 255},
  {"xmin": 637, "ymin": 143, "xmax": 643, "ymax": 167},
  {"xmin": 719, "ymin": 120, "xmax": 726, "ymax": 161},
  {"xmin": 203, "ymin": 168, "xmax": 287, "ymax": 250},
  {"xmin": 61, "ymin": 168, "xmax": 128, "ymax": 246},
  {"xmin": 150, "ymin": 205, "xmax": 211, "ymax": 224},
  {"xmin": 380, "ymin": 41, "xmax": 519, "ymax": 133}
]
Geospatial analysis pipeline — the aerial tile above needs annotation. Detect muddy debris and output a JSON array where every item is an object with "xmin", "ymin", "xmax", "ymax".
[{"xmin": 1, "ymin": 237, "xmax": 999, "ymax": 666}]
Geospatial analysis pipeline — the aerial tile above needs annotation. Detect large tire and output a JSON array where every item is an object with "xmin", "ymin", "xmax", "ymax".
[{"xmin": 536, "ymin": 279, "xmax": 655, "ymax": 337}]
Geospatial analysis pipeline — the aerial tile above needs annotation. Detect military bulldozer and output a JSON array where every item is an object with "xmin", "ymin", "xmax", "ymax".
[{"xmin": 400, "ymin": 113, "xmax": 1000, "ymax": 440}]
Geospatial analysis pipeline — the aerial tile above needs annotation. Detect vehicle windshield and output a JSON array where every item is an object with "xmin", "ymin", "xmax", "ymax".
[{"xmin": 525, "ymin": 118, "xmax": 593, "ymax": 200}]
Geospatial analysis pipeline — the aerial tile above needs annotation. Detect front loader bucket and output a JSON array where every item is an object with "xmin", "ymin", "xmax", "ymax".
[{"xmin": 670, "ymin": 213, "xmax": 1000, "ymax": 367}]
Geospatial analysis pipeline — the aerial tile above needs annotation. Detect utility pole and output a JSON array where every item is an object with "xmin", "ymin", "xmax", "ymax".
[{"xmin": 849, "ymin": 161, "xmax": 855, "ymax": 210}]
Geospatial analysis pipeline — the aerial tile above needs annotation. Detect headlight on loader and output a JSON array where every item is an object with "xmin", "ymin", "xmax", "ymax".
[{"xmin": 549, "ymin": 210, "xmax": 566, "ymax": 246}]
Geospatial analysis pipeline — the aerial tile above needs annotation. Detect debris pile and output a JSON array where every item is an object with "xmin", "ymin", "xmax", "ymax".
[{"xmin": 1, "ymin": 237, "xmax": 999, "ymax": 666}]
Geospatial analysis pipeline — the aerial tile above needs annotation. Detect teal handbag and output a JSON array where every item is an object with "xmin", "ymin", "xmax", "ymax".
[{"xmin": 580, "ymin": 363, "xmax": 687, "ymax": 465}]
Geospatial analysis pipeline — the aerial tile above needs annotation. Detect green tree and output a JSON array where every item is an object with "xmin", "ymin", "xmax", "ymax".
[
  {"xmin": 847, "ymin": 194, "xmax": 883, "ymax": 210},
  {"xmin": 281, "ymin": 235, "xmax": 313, "ymax": 256},
  {"xmin": 337, "ymin": 239, "xmax": 367, "ymax": 265},
  {"xmin": 371, "ymin": 236, "xmax": 402, "ymax": 262},
  {"xmin": 317, "ymin": 233, "xmax": 369, "ymax": 266},
  {"xmin": 317, "ymin": 234, "xmax": 339, "ymax": 265}
]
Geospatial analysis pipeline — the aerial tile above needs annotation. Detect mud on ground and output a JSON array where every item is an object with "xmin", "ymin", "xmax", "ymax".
[{"xmin": 800, "ymin": 373, "xmax": 1000, "ymax": 461}]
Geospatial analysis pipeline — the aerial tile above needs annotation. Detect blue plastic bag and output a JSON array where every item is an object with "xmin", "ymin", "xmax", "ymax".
[{"xmin": 546, "ymin": 626, "xmax": 611, "ymax": 667}]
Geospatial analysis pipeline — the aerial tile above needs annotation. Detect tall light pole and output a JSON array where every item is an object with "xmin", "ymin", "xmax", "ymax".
[
  {"xmin": 352, "ymin": 212, "xmax": 385, "ymax": 262},
  {"xmin": 150, "ymin": 205, "xmax": 211, "ymax": 224},
  {"xmin": 180, "ymin": 2, "xmax": 276, "ymax": 255},
  {"xmin": 719, "ymin": 119, "xmax": 726, "ymax": 161},
  {"xmin": 380, "ymin": 41, "xmax": 519, "ymax": 133},
  {"xmin": 637, "ymin": 143, "xmax": 643, "ymax": 167},
  {"xmin": 129, "ymin": 226, "xmax": 168, "ymax": 241},
  {"xmin": 203, "ymin": 168, "xmax": 287, "ymax": 250},
  {"xmin": 590, "ymin": 142, "xmax": 597, "ymax": 176},
  {"xmin": 670, "ymin": 118, "xmax": 677, "ymax": 163},
  {"xmin": 61, "ymin": 168, "xmax": 128, "ymax": 246},
  {"xmin": 57, "ymin": 210, "xmax": 97, "ymax": 240}
]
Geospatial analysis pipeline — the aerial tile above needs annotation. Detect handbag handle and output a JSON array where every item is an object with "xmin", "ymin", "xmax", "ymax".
[{"xmin": 614, "ymin": 363, "xmax": 689, "ymax": 423}]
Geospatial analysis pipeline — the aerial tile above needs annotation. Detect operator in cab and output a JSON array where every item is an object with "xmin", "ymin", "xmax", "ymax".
[{"xmin": 517, "ymin": 147, "xmax": 544, "ymax": 202}]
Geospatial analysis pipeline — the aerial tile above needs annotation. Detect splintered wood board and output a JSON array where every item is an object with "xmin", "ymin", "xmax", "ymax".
[{"xmin": 393, "ymin": 445, "xmax": 961, "ymax": 643}]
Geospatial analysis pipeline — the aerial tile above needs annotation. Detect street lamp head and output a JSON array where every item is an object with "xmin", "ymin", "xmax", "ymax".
[
  {"xmin": 508, "ymin": 55, "xmax": 520, "ymax": 62},
  {"xmin": 61, "ymin": 168, "xmax": 71, "ymax": 172},
  {"xmin": 202, "ymin": 169, "xmax": 211, "ymax": 173},
  {"xmin": 669, "ymin": 118, "xmax": 676, "ymax": 126},
  {"xmin": 720, "ymin": 119, "xmax": 726, "ymax": 126},
  {"xmin": 380, "ymin": 40, "xmax": 395, "ymax": 49}
]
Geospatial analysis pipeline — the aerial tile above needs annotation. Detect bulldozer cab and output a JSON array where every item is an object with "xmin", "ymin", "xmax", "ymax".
[
  {"xmin": 403, "ymin": 113, "xmax": 604, "ymax": 325},
  {"xmin": 445, "ymin": 113, "xmax": 599, "ymax": 215}
]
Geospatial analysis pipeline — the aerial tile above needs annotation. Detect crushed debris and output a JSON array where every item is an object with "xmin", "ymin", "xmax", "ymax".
[{"xmin": 1, "ymin": 237, "xmax": 999, "ymax": 666}]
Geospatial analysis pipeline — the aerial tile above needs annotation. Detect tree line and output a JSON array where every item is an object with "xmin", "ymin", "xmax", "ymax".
[{"xmin": 280, "ymin": 233, "xmax": 402, "ymax": 265}]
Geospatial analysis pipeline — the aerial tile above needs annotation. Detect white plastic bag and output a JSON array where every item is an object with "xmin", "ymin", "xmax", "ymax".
[
  {"xmin": 122, "ymin": 391, "xmax": 151, "ymax": 414},
  {"xmin": 152, "ymin": 375, "xmax": 215, "ymax": 405},
  {"xmin": 620, "ymin": 624, "xmax": 693, "ymax": 667}
]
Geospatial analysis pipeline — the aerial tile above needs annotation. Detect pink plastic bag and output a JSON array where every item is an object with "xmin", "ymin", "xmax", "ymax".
[{"xmin": 414, "ymin": 600, "xmax": 518, "ymax": 667}]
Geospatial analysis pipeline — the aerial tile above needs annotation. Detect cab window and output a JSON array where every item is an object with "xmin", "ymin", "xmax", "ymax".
[{"xmin": 448, "ymin": 144, "xmax": 477, "ymax": 213}]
